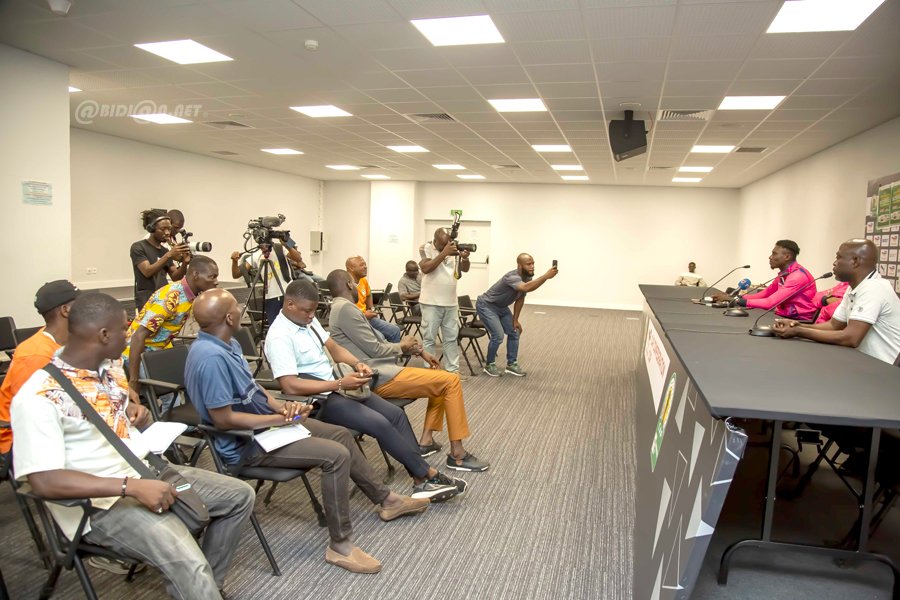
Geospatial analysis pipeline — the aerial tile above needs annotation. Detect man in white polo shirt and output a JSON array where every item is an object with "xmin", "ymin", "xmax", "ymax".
[
  {"xmin": 418, "ymin": 228, "xmax": 470, "ymax": 375},
  {"xmin": 773, "ymin": 238, "xmax": 900, "ymax": 364}
]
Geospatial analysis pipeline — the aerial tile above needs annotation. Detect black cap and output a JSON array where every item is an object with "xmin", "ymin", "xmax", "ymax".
[{"xmin": 34, "ymin": 280, "xmax": 80, "ymax": 314}]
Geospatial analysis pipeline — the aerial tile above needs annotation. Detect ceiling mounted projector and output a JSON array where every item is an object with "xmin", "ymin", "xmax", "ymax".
[{"xmin": 608, "ymin": 110, "xmax": 647, "ymax": 162}]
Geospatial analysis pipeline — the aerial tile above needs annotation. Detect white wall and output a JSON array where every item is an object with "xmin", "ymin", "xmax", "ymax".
[
  {"xmin": 738, "ymin": 117, "xmax": 900, "ymax": 285},
  {"xmin": 319, "ymin": 181, "xmax": 371, "ymax": 278},
  {"xmin": 71, "ymin": 129, "xmax": 322, "ymax": 290},
  {"xmin": 320, "ymin": 181, "xmax": 741, "ymax": 310},
  {"xmin": 0, "ymin": 45, "xmax": 71, "ymax": 326}
]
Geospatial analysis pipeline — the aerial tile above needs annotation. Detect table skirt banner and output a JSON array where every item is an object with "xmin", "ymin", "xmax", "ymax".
[{"xmin": 634, "ymin": 309, "xmax": 748, "ymax": 600}]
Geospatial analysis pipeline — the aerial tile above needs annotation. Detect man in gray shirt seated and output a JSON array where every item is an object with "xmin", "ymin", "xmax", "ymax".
[
  {"xmin": 398, "ymin": 261, "xmax": 422, "ymax": 313},
  {"xmin": 476, "ymin": 254, "xmax": 557, "ymax": 377}
]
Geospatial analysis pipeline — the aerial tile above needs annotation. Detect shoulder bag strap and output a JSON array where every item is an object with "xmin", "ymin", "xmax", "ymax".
[{"xmin": 42, "ymin": 363, "xmax": 161, "ymax": 479}]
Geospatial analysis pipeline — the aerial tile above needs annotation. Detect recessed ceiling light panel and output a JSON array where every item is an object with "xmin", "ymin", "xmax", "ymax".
[
  {"xmin": 131, "ymin": 113, "xmax": 192, "ymax": 124},
  {"xmin": 561, "ymin": 175, "xmax": 589, "ymax": 181},
  {"xmin": 718, "ymin": 96, "xmax": 785, "ymax": 110},
  {"xmin": 326, "ymin": 165, "xmax": 361, "ymax": 170},
  {"xmin": 673, "ymin": 177, "xmax": 702, "ymax": 183},
  {"xmin": 488, "ymin": 98, "xmax": 547, "ymax": 112},
  {"xmin": 68, "ymin": 86, "xmax": 81, "ymax": 93},
  {"xmin": 433, "ymin": 164, "xmax": 465, "ymax": 170},
  {"xmin": 362, "ymin": 174, "xmax": 390, "ymax": 179},
  {"xmin": 457, "ymin": 174, "xmax": 486, "ymax": 180},
  {"xmin": 678, "ymin": 166, "xmax": 714, "ymax": 173},
  {"xmin": 261, "ymin": 148, "xmax": 303, "ymax": 155},
  {"xmin": 691, "ymin": 145, "xmax": 734, "ymax": 154},
  {"xmin": 551, "ymin": 165, "xmax": 583, "ymax": 171},
  {"xmin": 532, "ymin": 144, "xmax": 572, "ymax": 153},
  {"xmin": 767, "ymin": 0, "xmax": 886, "ymax": 33},
  {"xmin": 134, "ymin": 39, "xmax": 233, "ymax": 64},
  {"xmin": 411, "ymin": 15, "xmax": 505, "ymax": 47},
  {"xmin": 387, "ymin": 145, "xmax": 429, "ymax": 153},
  {"xmin": 290, "ymin": 105, "xmax": 353, "ymax": 118}
]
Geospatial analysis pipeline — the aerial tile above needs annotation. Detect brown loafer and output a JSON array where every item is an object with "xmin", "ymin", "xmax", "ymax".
[
  {"xmin": 325, "ymin": 546, "xmax": 382, "ymax": 574},
  {"xmin": 378, "ymin": 496, "xmax": 430, "ymax": 522}
]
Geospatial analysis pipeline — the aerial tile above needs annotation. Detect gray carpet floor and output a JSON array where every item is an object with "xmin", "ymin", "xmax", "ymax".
[{"xmin": 0, "ymin": 305, "xmax": 642, "ymax": 600}]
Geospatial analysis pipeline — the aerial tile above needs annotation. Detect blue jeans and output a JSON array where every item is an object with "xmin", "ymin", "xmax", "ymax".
[
  {"xmin": 369, "ymin": 316, "xmax": 402, "ymax": 343},
  {"xmin": 476, "ymin": 298, "xmax": 519, "ymax": 365}
]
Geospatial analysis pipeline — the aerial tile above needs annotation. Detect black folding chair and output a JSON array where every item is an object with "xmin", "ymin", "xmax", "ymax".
[
  {"xmin": 138, "ymin": 347, "xmax": 206, "ymax": 466},
  {"xmin": 16, "ymin": 483, "xmax": 143, "ymax": 600},
  {"xmin": 0, "ymin": 317, "xmax": 16, "ymax": 383},
  {"xmin": 388, "ymin": 292, "xmax": 421, "ymax": 336},
  {"xmin": 456, "ymin": 297, "xmax": 487, "ymax": 376},
  {"xmin": 196, "ymin": 423, "xmax": 326, "ymax": 576},
  {"xmin": 14, "ymin": 326, "xmax": 42, "ymax": 345}
]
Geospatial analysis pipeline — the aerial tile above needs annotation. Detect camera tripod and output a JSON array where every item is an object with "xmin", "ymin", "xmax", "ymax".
[{"xmin": 239, "ymin": 248, "xmax": 288, "ymax": 338}]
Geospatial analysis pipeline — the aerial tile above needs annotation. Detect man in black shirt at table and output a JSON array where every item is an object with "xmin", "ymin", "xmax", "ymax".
[{"xmin": 130, "ymin": 209, "xmax": 190, "ymax": 308}]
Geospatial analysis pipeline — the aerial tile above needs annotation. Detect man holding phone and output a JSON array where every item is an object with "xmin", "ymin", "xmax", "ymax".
[{"xmin": 476, "ymin": 254, "xmax": 558, "ymax": 377}]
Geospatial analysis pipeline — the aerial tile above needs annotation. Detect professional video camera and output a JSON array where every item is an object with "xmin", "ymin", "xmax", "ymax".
[
  {"xmin": 176, "ymin": 229, "xmax": 212, "ymax": 252},
  {"xmin": 244, "ymin": 214, "xmax": 291, "ymax": 248},
  {"xmin": 448, "ymin": 212, "xmax": 477, "ymax": 253}
]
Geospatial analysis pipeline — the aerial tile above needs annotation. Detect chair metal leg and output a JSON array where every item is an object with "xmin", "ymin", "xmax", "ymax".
[
  {"xmin": 300, "ymin": 473, "xmax": 327, "ymax": 528},
  {"xmin": 72, "ymin": 556, "xmax": 99, "ymax": 600},
  {"xmin": 263, "ymin": 482, "xmax": 279, "ymax": 506},
  {"xmin": 13, "ymin": 488, "xmax": 52, "ymax": 569},
  {"xmin": 38, "ymin": 565, "xmax": 62, "ymax": 600},
  {"xmin": 380, "ymin": 447, "xmax": 396, "ymax": 483},
  {"xmin": 249, "ymin": 513, "xmax": 281, "ymax": 576}
]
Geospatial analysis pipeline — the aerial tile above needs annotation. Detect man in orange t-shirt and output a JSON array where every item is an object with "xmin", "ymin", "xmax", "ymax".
[
  {"xmin": 345, "ymin": 256, "xmax": 402, "ymax": 343},
  {"xmin": 0, "ymin": 280, "xmax": 80, "ymax": 453}
]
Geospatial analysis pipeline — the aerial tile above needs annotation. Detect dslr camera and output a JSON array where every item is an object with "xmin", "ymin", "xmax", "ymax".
[
  {"xmin": 245, "ymin": 214, "xmax": 292, "ymax": 247},
  {"xmin": 448, "ymin": 212, "xmax": 477, "ymax": 253},
  {"xmin": 177, "ymin": 229, "xmax": 212, "ymax": 253}
]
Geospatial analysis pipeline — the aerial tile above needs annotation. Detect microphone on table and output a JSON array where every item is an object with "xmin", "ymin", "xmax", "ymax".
[
  {"xmin": 748, "ymin": 272, "xmax": 833, "ymax": 337},
  {"xmin": 696, "ymin": 265, "xmax": 750, "ymax": 304},
  {"xmin": 729, "ymin": 278, "xmax": 752, "ymax": 296},
  {"xmin": 720, "ymin": 278, "xmax": 753, "ymax": 315}
]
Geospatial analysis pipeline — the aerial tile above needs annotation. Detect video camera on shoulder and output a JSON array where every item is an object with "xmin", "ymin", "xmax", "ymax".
[{"xmin": 449, "ymin": 212, "xmax": 477, "ymax": 253}]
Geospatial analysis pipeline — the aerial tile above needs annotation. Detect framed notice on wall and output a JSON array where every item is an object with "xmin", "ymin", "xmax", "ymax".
[{"xmin": 864, "ymin": 171, "xmax": 900, "ymax": 298}]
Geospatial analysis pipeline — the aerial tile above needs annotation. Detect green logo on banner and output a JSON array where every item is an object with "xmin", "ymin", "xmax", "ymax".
[
  {"xmin": 450, "ymin": 209, "xmax": 462, "ymax": 217},
  {"xmin": 650, "ymin": 372, "xmax": 677, "ymax": 471}
]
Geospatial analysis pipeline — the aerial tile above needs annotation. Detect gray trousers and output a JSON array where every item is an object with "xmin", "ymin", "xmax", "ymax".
[
  {"xmin": 241, "ymin": 418, "xmax": 390, "ymax": 544},
  {"xmin": 84, "ymin": 465, "xmax": 255, "ymax": 600},
  {"xmin": 420, "ymin": 303, "xmax": 460, "ymax": 373}
]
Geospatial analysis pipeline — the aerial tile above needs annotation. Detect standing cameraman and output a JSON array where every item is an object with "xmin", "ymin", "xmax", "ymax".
[
  {"xmin": 230, "ymin": 237, "xmax": 303, "ymax": 327},
  {"xmin": 130, "ymin": 210, "xmax": 190, "ymax": 309},
  {"xmin": 418, "ymin": 228, "xmax": 470, "ymax": 376}
]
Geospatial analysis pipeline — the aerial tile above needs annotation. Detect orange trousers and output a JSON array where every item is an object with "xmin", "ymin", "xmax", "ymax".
[{"xmin": 374, "ymin": 367, "xmax": 470, "ymax": 441}]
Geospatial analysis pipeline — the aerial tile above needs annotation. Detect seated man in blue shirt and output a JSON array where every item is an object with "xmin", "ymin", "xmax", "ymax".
[
  {"xmin": 476, "ymin": 254, "xmax": 557, "ymax": 377},
  {"xmin": 185, "ymin": 289, "xmax": 430, "ymax": 575}
]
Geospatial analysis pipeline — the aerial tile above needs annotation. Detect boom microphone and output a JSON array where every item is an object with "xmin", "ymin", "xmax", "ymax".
[
  {"xmin": 697, "ymin": 265, "xmax": 750, "ymax": 303},
  {"xmin": 748, "ymin": 272, "xmax": 833, "ymax": 337}
]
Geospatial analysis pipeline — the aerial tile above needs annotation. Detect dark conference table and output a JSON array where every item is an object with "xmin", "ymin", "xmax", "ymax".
[{"xmin": 635, "ymin": 284, "xmax": 900, "ymax": 599}]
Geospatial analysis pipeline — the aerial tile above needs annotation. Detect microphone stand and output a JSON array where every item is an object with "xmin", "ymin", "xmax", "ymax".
[
  {"xmin": 723, "ymin": 275, "xmax": 779, "ymax": 317},
  {"xmin": 696, "ymin": 265, "xmax": 750, "ymax": 304},
  {"xmin": 748, "ymin": 272, "xmax": 833, "ymax": 337}
]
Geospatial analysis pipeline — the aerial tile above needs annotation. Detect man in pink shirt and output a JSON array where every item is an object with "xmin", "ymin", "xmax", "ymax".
[
  {"xmin": 713, "ymin": 240, "xmax": 817, "ymax": 321},
  {"xmin": 812, "ymin": 281, "xmax": 850, "ymax": 323}
]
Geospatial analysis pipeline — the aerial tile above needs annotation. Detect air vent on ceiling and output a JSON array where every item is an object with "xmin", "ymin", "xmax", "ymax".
[
  {"xmin": 211, "ymin": 150, "xmax": 239, "ymax": 156},
  {"xmin": 657, "ymin": 109, "xmax": 713, "ymax": 122},
  {"xmin": 405, "ymin": 113, "xmax": 456, "ymax": 123},
  {"xmin": 491, "ymin": 164, "xmax": 521, "ymax": 171},
  {"xmin": 203, "ymin": 120, "xmax": 254, "ymax": 130},
  {"xmin": 735, "ymin": 146, "xmax": 767, "ymax": 153},
  {"xmin": 648, "ymin": 166, "xmax": 674, "ymax": 170}
]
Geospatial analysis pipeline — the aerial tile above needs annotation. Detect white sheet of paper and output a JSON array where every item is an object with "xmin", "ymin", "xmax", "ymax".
[
  {"xmin": 141, "ymin": 421, "xmax": 189, "ymax": 454},
  {"xmin": 254, "ymin": 423, "xmax": 311, "ymax": 452}
]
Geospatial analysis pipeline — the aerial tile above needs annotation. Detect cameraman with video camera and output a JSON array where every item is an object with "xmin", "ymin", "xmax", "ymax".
[
  {"xmin": 230, "ymin": 215, "xmax": 304, "ymax": 327},
  {"xmin": 418, "ymin": 225, "xmax": 471, "ymax": 377},
  {"xmin": 130, "ymin": 209, "xmax": 191, "ymax": 309}
]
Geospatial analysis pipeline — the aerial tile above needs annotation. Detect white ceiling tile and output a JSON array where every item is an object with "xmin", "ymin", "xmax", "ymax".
[
  {"xmin": 526, "ymin": 63, "xmax": 596, "ymax": 83},
  {"xmin": 351, "ymin": 70, "xmax": 411, "ymax": 90},
  {"xmin": 666, "ymin": 60, "xmax": 744, "ymax": 80},
  {"xmin": 485, "ymin": 0, "xmax": 580, "ymax": 12},
  {"xmin": 737, "ymin": 58, "xmax": 824, "ymax": 80},
  {"xmin": 584, "ymin": 6, "xmax": 676, "ymax": 38},
  {"xmin": 364, "ymin": 88, "xmax": 428, "ymax": 102},
  {"xmin": 371, "ymin": 47, "xmax": 448, "ymax": 70},
  {"xmin": 750, "ymin": 31, "xmax": 852, "ymax": 60},
  {"xmin": 813, "ymin": 56, "xmax": 900, "ymax": 80},
  {"xmin": 553, "ymin": 110, "xmax": 606, "ymax": 122},
  {"xmin": 333, "ymin": 21, "xmax": 431, "ymax": 50},
  {"xmin": 294, "ymin": 0, "xmax": 399, "ymax": 26},
  {"xmin": 419, "ymin": 86, "xmax": 485, "ymax": 101},
  {"xmin": 671, "ymin": 35, "xmax": 757, "ymax": 60},
  {"xmin": 394, "ymin": 69, "xmax": 470, "ymax": 87},
  {"xmin": 588, "ymin": 36, "xmax": 671, "ymax": 62},
  {"xmin": 599, "ymin": 81, "xmax": 662, "ymax": 97},
  {"xmin": 457, "ymin": 65, "xmax": 531, "ymax": 85},
  {"xmin": 216, "ymin": 0, "xmax": 323, "ymax": 32},
  {"xmin": 673, "ymin": 2, "xmax": 780, "ymax": 37},
  {"xmin": 535, "ymin": 82, "xmax": 599, "ymax": 98},
  {"xmin": 513, "ymin": 40, "xmax": 591, "ymax": 65},
  {"xmin": 545, "ymin": 98, "xmax": 602, "ymax": 110},
  {"xmin": 658, "ymin": 96, "xmax": 721, "ymax": 110},
  {"xmin": 387, "ymin": 0, "xmax": 487, "ymax": 20},
  {"xmin": 663, "ymin": 80, "xmax": 731, "ymax": 97},
  {"xmin": 474, "ymin": 83, "xmax": 540, "ymax": 98},
  {"xmin": 595, "ymin": 62, "xmax": 666, "ymax": 82},
  {"xmin": 437, "ymin": 44, "xmax": 520, "ymax": 68},
  {"xmin": 727, "ymin": 79, "xmax": 800, "ymax": 95},
  {"xmin": 794, "ymin": 78, "xmax": 878, "ymax": 96},
  {"xmin": 779, "ymin": 95, "xmax": 853, "ymax": 110},
  {"xmin": 492, "ymin": 10, "xmax": 586, "ymax": 43}
]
